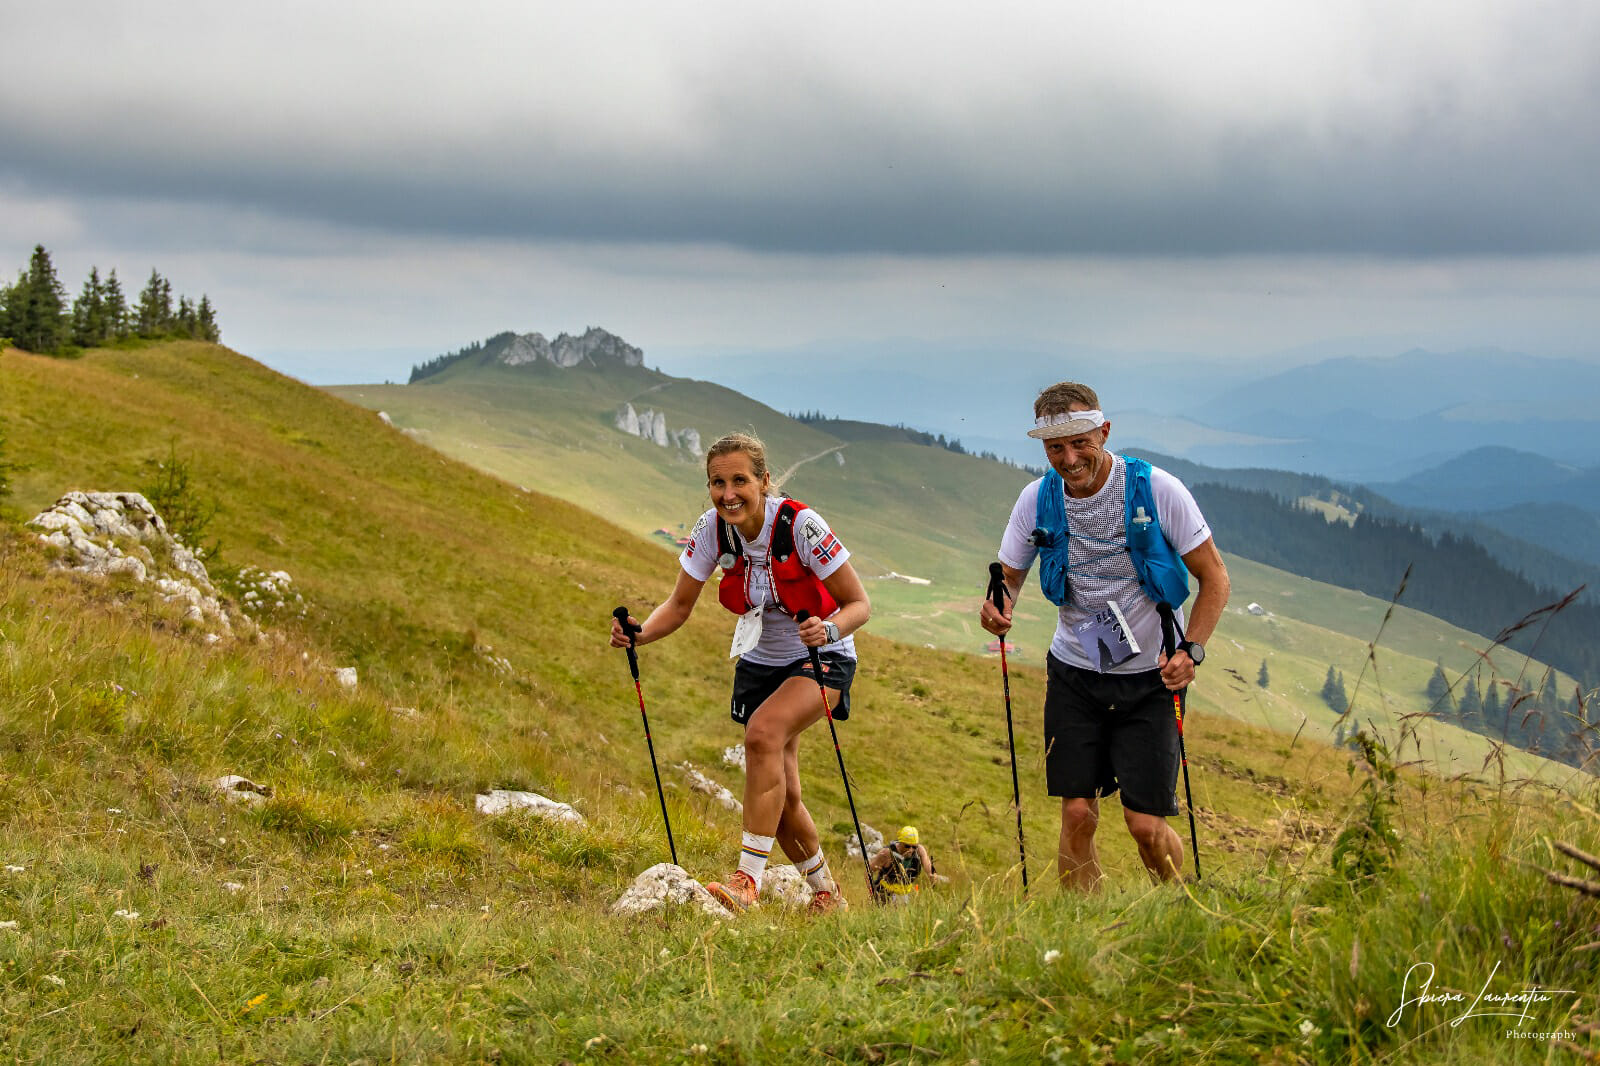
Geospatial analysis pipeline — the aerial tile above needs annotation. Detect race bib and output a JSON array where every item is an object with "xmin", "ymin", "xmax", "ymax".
[
  {"xmin": 1073, "ymin": 600, "xmax": 1141, "ymax": 670},
  {"xmin": 730, "ymin": 607, "xmax": 763, "ymax": 659}
]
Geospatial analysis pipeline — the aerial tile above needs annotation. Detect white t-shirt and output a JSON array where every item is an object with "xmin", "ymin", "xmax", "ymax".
[
  {"xmin": 680, "ymin": 495, "xmax": 857, "ymax": 666},
  {"xmin": 998, "ymin": 453, "xmax": 1211, "ymax": 673}
]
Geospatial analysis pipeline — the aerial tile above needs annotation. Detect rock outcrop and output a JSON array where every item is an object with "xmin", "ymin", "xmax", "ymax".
[
  {"xmin": 614, "ymin": 403, "xmax": 701, "ymax": 456},
  {"xmin": 495, "ymin": 327, "xmax": 644, "ymax": 369},
  {"xmin": 27, "ymin": 492, "xmax": 240, "ymax": 636}
]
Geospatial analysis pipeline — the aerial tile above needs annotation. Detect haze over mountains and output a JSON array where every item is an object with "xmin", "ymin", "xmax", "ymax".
[{"xmin": 664, "ymin": 342, "xmax": 1600, "ymax": 485}]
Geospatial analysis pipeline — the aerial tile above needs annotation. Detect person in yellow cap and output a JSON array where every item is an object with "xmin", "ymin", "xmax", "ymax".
[{"xmin": 868, "ymin": 826, "xmax": 935, "ymax": 903}]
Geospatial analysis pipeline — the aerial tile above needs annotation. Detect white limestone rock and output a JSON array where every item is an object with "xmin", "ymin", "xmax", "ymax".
[
  {"xmin": 28, "ymin": 491, "xmax": 235, "ymax": 635},
  {"xmin": 474, "ymin": 790, "xmax": 585, "ymax": 824},
  {"xmin": 611, "ymin": 863, "xmax": 731, "ymax": 919},
  {"xmin": 214, "ymin": 775, "xmax": 271, "ymax": 803},
  {"xmin": 760, "ymin": 864, "xmax": 814, "ymax": 907},
  {"xmin": 680, "ymin": 763, "xmax": 742, "ymax": 813},
  {"xmin": 844, "ymin": 823, "xmax": 885, "ymax": 861}
]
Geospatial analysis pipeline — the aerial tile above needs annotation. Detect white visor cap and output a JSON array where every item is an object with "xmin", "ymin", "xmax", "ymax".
[{"xmin": 1027, "ymin": 408, "xmax": 1107, "ymax": 440}]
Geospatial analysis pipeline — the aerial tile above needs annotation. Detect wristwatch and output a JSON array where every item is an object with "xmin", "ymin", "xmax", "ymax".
[
  {"xmin": 823, "ymin": 620, "xmax": 841, "ymax": 644},
  {"xmin": 1179, "ymin": 640, "xmax": 1205, "ymax": 665}
]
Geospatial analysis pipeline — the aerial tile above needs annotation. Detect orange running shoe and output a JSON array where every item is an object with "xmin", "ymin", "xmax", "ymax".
[{"xmin": 705, "ymin": 870, "xmax": 759, "ymax": 912}]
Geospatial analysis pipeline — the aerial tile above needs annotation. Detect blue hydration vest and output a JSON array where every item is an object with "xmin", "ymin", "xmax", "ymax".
[{"xmin": 1034, "ymin": 455, "xmax": 1190, "ymax": 609}]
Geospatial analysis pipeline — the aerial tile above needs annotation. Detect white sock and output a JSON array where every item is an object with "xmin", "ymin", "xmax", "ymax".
[
  {"xmin": 797, "ymin": 847, "xmax": 832, "ymax": 892},
  {"xmin": 737, "ymin": 831, "xmax": 775, "ymax": 888}
]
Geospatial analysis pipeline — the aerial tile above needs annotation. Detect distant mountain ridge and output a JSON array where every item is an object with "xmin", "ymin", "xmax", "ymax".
[
  {"xmin": 1372, "ymin": 446, "xmax": 1600, "ymax": 514},
  {"xmin": 1111, "ymin": 347, "xmax": 1600, "ymax": 481},
  {"xmin": 410, "ymin": 327, "xmax": 644, "ymax": 382}
]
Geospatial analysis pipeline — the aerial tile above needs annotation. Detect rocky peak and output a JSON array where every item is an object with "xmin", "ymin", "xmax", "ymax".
[{"xmin": 496, "ymin": 327, "xmax": 643, "ymax": 369}]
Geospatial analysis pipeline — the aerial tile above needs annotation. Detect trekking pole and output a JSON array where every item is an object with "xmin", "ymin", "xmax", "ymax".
[
  {"xmin": 987, "ymin": 562, "xmax": 1028, "ymax": 891},
  {"xmin": 795, "ymin": 610, "xmax": 874, "ymax": 897},
  {"xmin": 1157, "ymin": 603, "xmax": 1201, "ymax": 881},
  {"xmin": 613, "ymin": 606, "xmax": 678, "ymax": 867}
]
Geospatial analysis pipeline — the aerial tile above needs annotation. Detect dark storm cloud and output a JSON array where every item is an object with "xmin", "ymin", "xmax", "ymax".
[{"xmin": 3, "ymin": 0, "xmax": 1597, "ymax": 256}]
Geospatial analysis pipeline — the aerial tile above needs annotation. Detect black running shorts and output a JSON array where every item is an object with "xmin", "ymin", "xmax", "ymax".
[
  {"xmin": 1043, "ymin": 653, "xmax": 1180, "ymax": 817},
  {"xmin": 731, "ymin": 653, "xmax": 856, "ymax": 725}
]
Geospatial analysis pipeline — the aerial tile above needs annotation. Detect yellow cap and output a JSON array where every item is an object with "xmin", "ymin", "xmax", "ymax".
[{"xmin": 896, "ymin": 825, "xmax": 919, "ymax": 846}]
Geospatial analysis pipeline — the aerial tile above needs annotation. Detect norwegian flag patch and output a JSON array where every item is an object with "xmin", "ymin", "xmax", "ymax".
[{"xmin": 811, "ymin": 532, "xmax": 840, "ymax": 564}]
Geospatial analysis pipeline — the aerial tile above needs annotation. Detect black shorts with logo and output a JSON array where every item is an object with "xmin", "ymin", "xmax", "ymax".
[
  {"xmin": 731, "ymin": 653, "xmax": 856, "ymax": 725},
  {"xmin": 1044, "ymin": 653, "xmax": 1180, "ymax": 817}
]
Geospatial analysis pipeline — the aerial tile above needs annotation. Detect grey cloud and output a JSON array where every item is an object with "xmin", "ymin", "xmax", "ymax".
[{"xmin": 3, "ymin": 2, "xmax": 1597, "ymax": 257}]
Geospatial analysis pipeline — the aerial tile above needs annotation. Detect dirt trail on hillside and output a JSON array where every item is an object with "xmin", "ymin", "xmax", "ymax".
[{"xmin": 776, "ymin": 444, "xmax": 848, "ymax": 484}]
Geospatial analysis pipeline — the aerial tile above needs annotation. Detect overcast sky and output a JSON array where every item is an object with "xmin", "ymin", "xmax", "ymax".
[{"xmin": 4, "ymin": 0, "xmax": 1599, "ymax": 398}]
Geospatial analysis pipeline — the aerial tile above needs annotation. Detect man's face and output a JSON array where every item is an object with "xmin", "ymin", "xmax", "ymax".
[{"xmin": 1041, "ymin": 407, "xmax": 1111, "ymax": 497}]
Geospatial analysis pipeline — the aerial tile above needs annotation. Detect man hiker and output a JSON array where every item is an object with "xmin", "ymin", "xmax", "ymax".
[
  {"xmin": 978, "ymin": 382, "xmax": 1229, "ymax": 889},
  {"xmin": 868, "ymin": 825, "xmax": 936, "ymax": 903}
]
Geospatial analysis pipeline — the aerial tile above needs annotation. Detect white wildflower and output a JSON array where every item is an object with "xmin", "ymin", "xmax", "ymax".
[
  {"xmin": 4, "ymin": 865, "xmax": 24, "ymax": 873},
  {"xmin": 113, "ymin": 909, "xmax": 140, "ymax": 920},
  {"xmin": 0, "ymin": 920, "xmax": 18, "ymax": 931},
  {"xmin": 43, "ymin": 974, "xmax": 66, "ymax": 987},
  {"xmin": 1042, "ymin": 949, "xmax": 1062, "ymax": 964},
  {"xmin": 222, "ymin": 882, "xmax": 245, "ymax": 893}
]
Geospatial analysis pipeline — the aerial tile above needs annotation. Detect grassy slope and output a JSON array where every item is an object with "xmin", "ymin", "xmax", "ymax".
[{"xmin": 2, "ymin": 343, "xmax": 1595, "ymax": 1063}]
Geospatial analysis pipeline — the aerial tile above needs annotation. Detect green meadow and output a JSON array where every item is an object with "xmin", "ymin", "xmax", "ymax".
[{"xmin": 0, "ymin": 342, "xmax": 1594, "ymax": 1063}]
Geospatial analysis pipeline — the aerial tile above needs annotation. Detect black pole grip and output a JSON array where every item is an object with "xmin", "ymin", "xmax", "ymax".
[
  {"xmin": 796, "ymin": 610, "xmax": 824, "ymax": 675},
  {"xmin": 1156, "ymin": 602, "xmax": 1176, "ymax": 658},
  {"xmin": 987, "ymin": 561, "xmax": 1006, "ymax": 613},
  {"xmin": 613, "ymin": 605, "xmax": 641, "ymax": 680}
]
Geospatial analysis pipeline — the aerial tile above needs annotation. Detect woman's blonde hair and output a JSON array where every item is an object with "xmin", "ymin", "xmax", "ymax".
[{"xmin": 705, "ymin": 432, "xmax": 774, "ymax": 491}]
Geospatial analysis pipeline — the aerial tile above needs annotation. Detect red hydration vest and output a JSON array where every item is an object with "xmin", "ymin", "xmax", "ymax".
[{"xmin": 716, "ymin": 497, "xmax": 839, "ymax": 621}]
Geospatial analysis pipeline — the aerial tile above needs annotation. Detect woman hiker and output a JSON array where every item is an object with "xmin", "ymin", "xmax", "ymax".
[{"xmin": 609, "ymin": 432, "xmax": 871, "ymax": 914}]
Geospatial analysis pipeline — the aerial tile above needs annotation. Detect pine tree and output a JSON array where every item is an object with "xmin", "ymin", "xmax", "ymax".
[
  {"xmin": 102, "ymin": 269, "xmax": 128, "ymax": 340},
  {"xmin": 175, "ymin": 296, "xmax": 197, "ymax": 338},
  {"xmin": 1257, "ymin": 660, "xmax": 1269, "ymax": 689},
  {"xmin": 1458, "ymin": 677, "xmax": 1481, "ymax": 721},
  {"xmin": 135, "ymin": 269, "xmax": 171, "ymax": 337},
  {"xmin": 1426, "ymin": 663, "xmax": 1452, "ymax": 710},
  {"xmin": 7, "ymin": 245, "xmax": 68, "ymax": 353},
  {"xmin": 1321, "ymin": 665, "xmax": 1347, "ymax": 713},
  {"xmin": 1482, "ymin": 682, "xmax": 1502, "ymax": 729},
  {"xmin": 1537, "ymin": 669, "xmax": 1558, "ymax": 711},
  {"xmin": 70, "ymin": 266, "xmax": 107, "ymax": 347},
  {"xmin": 196, "ymin": 295, "xmax": 219, "ymax": 342}
]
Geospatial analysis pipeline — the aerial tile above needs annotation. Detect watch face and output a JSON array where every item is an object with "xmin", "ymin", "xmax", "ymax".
[{"xmin": 1186, "ymin": 642, "xmax": 1205, "ymax": 664}]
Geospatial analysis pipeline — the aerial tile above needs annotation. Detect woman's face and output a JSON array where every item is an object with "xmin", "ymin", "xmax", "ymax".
[{"xmin": 707, "ymin": 450, "xmax": 768, "ymax": 533}]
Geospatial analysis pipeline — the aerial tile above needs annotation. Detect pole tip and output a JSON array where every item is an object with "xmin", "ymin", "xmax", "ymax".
[{"xmin": 612, "ymin": 605, "xmax": 630, "ymax": 623}]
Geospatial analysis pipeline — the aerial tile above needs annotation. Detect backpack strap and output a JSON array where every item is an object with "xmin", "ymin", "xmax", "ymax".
[
  {"xmin": 715, "ymin": 514, "xmax": 741, "ymax": 568},
  {"xmin": 771, "ymin": 498, "xmax": 801, "ymax": 562}
]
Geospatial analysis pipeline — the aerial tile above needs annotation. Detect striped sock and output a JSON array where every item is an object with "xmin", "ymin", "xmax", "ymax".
[
  {"xmin": 797, "ymin": 847, "xmax": 832, "ymax": 892},
  {"xmin": 737, "ymin": 831, "xmax": 775, "ymax": 888}
]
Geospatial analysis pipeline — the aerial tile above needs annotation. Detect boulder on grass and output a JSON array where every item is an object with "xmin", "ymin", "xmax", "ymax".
[
  {"xmin": 611, "ymin": 863, "xmax": 731, "ymax": 918},
  {"xmin": 474, "ymin": 790, "xmax": 584, "ymax": 824}
]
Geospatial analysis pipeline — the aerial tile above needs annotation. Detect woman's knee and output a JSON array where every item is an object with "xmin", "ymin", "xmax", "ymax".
[{"xmin": 744, "ymin": 719, "xmax": 786, "ymax": 760}]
